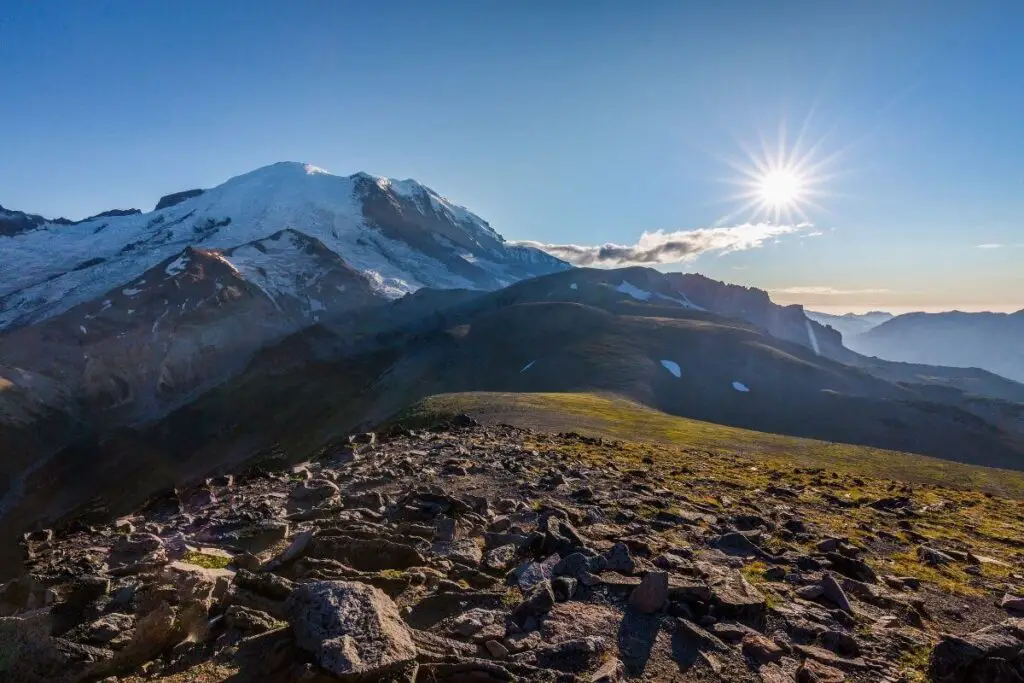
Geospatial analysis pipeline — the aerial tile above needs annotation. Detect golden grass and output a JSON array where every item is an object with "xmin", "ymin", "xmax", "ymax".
[{"xmin": 405, "ymin": 391, "xmax": 1024, "ymax": 498}]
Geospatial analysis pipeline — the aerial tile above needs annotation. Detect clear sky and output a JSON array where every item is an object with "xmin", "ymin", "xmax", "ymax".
[{"xmin": 2, "ymin": 1, "xmax": 1022, "ymax": 313}]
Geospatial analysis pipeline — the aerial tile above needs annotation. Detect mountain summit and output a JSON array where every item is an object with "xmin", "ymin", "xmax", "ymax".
[
  {"xmin": 0, "ymin": 161, "xmax": 568, "ymax": 330},
  {"xmin": 0, "ymin": 162, "xmax": 568, "ymax": 432}
]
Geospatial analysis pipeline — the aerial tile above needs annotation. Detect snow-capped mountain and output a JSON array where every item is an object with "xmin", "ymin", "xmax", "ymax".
[
  {"xmin": 0, "ymin": 162, "xmax": 568, "ymax": 422},
  {"xmin": 0, "ymin": 161, "xmax": 567, "ymax": 330}
]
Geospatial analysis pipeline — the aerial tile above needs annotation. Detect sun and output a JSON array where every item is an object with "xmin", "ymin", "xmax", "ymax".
[
  {"xmin": 758, "ymin": 167, "xmax": 806, "ymax": 208},
  {"xmin": 715, "ymin": 119, "xmax": 838, "ymax": 224}
]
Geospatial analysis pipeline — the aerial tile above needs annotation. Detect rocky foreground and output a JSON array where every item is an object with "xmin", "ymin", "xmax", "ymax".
[{"xmin": 2, "ymin": 420, "xmax": 1024, "ymax": 682}]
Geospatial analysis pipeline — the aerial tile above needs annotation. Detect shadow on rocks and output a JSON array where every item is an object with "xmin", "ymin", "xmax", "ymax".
[{"xmin": 616, "ymin": 611, "xmax": 660, "ymax": 675}]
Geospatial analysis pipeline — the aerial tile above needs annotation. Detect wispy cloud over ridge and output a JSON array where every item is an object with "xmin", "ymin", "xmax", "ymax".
[{"xmin": 514, "ymin": 222, "xmax": 811, "ymax": 266}]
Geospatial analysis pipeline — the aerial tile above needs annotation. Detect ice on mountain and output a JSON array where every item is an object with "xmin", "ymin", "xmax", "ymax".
[
  {"xmin": 660, "ymin": 360, "xmax": 681, "ymax": 378},
  {"xmin": 732, "ymin": 381, "xmax": 750, "ymax": 392},
  {"xmin": 616, "ymin": 280, "xmax": 651, "ymax": 301},
  {"xmin": 653, "ymin": 291, "xmax": 704, "ymax": 310},
  {"xmin": 122, "ymin": 288, "xmax": 142, "ymax": 296},
  {"xmin": 520, "ymin": 360, "xmax": 536, "ymax": 373},
  {"xmin": 79, "ymin": 326, "xmax": 87, "ymax": 335},
  {"xmin": 570, "ymin": 283, "xmax": 578, "ymax": 290}
]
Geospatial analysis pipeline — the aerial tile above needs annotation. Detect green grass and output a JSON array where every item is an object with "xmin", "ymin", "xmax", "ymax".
[
  {"xmin": 398, "ymin": 391, "xmax": 1024, "ymax": 498},
  {"xmin": 183, "ymin": 550, "xmax": 232, "ymax": 570}
]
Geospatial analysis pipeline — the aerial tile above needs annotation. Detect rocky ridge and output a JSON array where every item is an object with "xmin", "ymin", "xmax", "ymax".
[{"xmin": 3, "ymin": 420, "xmax": 1024, "ymax": 682}]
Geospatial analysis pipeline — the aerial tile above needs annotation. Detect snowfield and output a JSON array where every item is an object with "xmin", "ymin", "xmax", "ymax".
[{"xmin": 0, "ymin": 162, "xmax": 566, "ymax": 330}]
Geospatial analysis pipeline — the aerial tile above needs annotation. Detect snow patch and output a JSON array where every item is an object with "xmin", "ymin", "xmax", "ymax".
[
  {"xmin": 165, "ymin": 255, "xmax": 188, "ymax": 276},
  {"xmin": 660, "ymin": 360, "xmax": 681, "ymax": 378},
  {"xmin": 732, "ymin": 381, "xmax": 750, "ymax": 393},
  {"xmin": 79, "ymin": 325, "xmax": 87, "ymax": 335},
  {"xmin": 804, "ymin": 318, "xmax": 821, "ymax": 356},
  {"xmin": 520, "ymin": 360, "xmax": 536, "ymax": 373},
  {"xmin": 615, "ymin": 280, "xmax": 651, "ymax": 301},
  {"xmin": 570, "ymin": 283, "xmax": 578, "ymax": 290},
  {"xmin": 122, "ymin": 287, "xmax": 142, "ymax": 296}
]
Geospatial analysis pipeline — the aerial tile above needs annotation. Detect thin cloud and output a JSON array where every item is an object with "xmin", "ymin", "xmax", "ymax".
[
  {"xmin": 515, "ymin": 222, "xmax": 811, "ymax": 266},
  {"xmin": 773, "ymin": 286, "xmax": 891, "ymax": 295},
  {"xmin": 976, "ymin": 243, "xmax": 1024, "ymax": 249}
]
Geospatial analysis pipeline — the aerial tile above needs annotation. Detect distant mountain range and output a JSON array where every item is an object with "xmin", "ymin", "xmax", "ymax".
[
  {"xmin": 807, "ymin": 307, "xmax": 1024, "ymax": 384},
  {"xmin": 805, "ymin": 310, "xmax": 894, "ymax": 339},
  {"xmin": 2, "ymin": 162, "xmax": 1023, "ymax": 574},
  {"xmin": 846, "ymin": 310, "xmax": 1024, "ymax": 384}
]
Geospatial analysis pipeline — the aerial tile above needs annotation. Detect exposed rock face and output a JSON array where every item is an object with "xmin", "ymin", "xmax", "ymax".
[
  {"xmin": 154, "ymin": 188, "xmax": 205, "ymax": 211},
  {"xmin": 287, "ymin": 580, "xmax": 416, "ymax": 679},
  {"xmin": 668, "ymin": 272, "xmax": 846, "ymax": 358}
]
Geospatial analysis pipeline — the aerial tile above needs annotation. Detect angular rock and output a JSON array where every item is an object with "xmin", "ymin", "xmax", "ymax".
[
  {"xmin": 604, "ymin": 543, "xmax": 635, "ymax": 574},
  {"xmin": 512, "ymin": 580, "xmax": 555, "ymax": 626},
  {"xmin": 675, "ymin": 617, "xmax": 730, "ymax": 653},
  {"xmin": 918, "ymin": 545, "xmax": 955, "ymax": 567},
  {"xmin": 628, "ymin": 571, "xmax": 668, "ymax": 614},
  {"xmin": 1001, "ymin": 594, "xmax": 1024, "ymax": 613},
  {"xmin": 514, "ymin": 554, "xmax": 560, "ymax": 591},
  {"xmin": 554, "ymin": 552, "xmax": 602, "ymax": 579},
  {"xmin": 552, "ymin": 576, "xmax": 577, "ymax": 602},
  {"xmin": 793, "ymin": 644, "xmax": 867, "ymax": 670},
  {"xmin": 741, "ymin": 632, "xmax": 783, "ymax": 664},
  {"xmin": 797, "ymin": 658, "xmax": 846, "ymax": 682},
  {"xmin": 225, "ymin": 605, "xmax": 280, "ymax": 634},
  {"xmin": 163, "ymin": 561, "xmax": 235, "ymax": 603},
  {"xmin": 310, "ymin": 536, "xmax": 425, "ymax": 572},
  {"xmin": 797, "ymin": 585, "xmax": 825, "ymax": 600},
  {"xmin": 823, "ymin": 552, "xmax": 877, "ymax": 583},
  {"xmin": 710, "ymin": 573, "xmax": 766, "ymax": 617},
  {"xmin": 590, "ymin": 656, "xmax": 626, "ymax": 682},
  {"xmin": 287, "ymin": 580, "xmax": 417, "ymax": 680},
  {"xmin": 928, "ymin": 617, "xmax": 1024, "ymax": 683},
  {"xmin": 821, "ymin": 574, "xmax": 853, "ymax": 614},
  {"xmin": 482, "ymin": 544, "xmax": 519, "ymax": 572},
  {"xmin": 484, "ymin": 639, "xmax": 509, "ymax": 659},
  {"xmin": 264, "ymin": 530, "xmax": 314, "ymax": 570}
]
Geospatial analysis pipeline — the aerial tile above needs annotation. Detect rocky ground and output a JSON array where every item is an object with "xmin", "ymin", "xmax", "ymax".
[{"xmin": 2, "ymin": 419, "xmax": 1024, "ymax": 682}]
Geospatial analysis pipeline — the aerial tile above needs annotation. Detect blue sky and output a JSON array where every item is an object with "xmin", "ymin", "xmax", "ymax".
[{"xmin": 2, "ymin": 1, "xmax": 1022, "ymax": 312}]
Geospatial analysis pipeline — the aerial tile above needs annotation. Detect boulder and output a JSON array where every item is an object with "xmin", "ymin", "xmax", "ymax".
[
  {"xmin": 604, "ymin": 543, "xmax": 635, "ymax": 574},
  {"xmin": 512, "ymin": 580, "xmax": 556, "ymax": 626},
  {"xmin": 287, "ymin": 581, "xmax": 417, "ymax": 680},
  {"xmin": 821, "ymin": 574, "xmax": 853, "ymax": 614},
  {"xmin": 709, "ymin": 573, "xmax": 766, "ymax": 617},
  {"xmin": 482, "ymin": 544, "xmax": 519, "ymax": 571},
  {"xmin": 928, "ymin": 618, "xmax": 1024, "ymax": 683},
  {"xmin": 628, "ymin": 571, "xmax": 668, "ymax": 614},
  {"xmin": 741, "ymin": 632, "xmax": 784, "ymax": 664},
  {"xmin": 514, "ymin": 554, "xmax": 560, "ymax": 591}
]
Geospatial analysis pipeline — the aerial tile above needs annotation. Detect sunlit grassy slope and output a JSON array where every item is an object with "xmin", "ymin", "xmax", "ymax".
[{"xmin": 397, "ymin": 391, "xmax": 1024, "ymax": 498}]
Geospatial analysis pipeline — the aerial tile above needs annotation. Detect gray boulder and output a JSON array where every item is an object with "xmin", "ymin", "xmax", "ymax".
[{"xmin": 287, "ymin": 581, "xmax": 417, "ymax": 680}]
